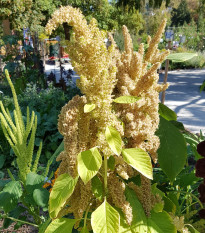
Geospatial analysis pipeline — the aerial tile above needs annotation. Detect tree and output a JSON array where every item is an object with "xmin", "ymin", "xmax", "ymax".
[
  {"xmin": 0, "ymin": 0, "xmax": 57, "ymax": 34},
  {"xmin": 114, "ymin": 7, "xmax": 144, "ymax": 34},
  {"xmin": 52, "ymin": 0, "xmax": 118, "ymax": 40},
  {"xmin": 146, "ymin": 2, "xmax": 171, "ymax": 36},
  {"xmin": 116, "ymin": 0, "xmax": 170, "ymax": 11},
  {"xmin": 171, "ymin": 0, "xmax": 191, "ymax": 27}
]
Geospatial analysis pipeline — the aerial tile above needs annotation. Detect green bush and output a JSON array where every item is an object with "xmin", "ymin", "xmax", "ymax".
[{"xmin": 0, "ymin": 83, "xmax": 80, "ymax": 168}]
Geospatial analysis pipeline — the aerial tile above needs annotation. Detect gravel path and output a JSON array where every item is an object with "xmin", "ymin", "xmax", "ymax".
[{"xmin": 159, "ymin": 69, "xmax": 205, "ymax": 134}]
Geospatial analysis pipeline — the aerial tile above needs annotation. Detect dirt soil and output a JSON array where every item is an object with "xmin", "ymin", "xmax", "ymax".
[{"xmin": 0, "ymin": 219, "xmax": 38, "ymax": 233}]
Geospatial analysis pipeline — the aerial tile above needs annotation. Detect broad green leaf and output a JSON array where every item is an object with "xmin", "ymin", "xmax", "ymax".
[
  {"xmin": 80, "ymin": 226, "xmax": 90, "ymax": 233},
  {"xmin": 49, "ymin": 173, "xmax": 78, "ymax": 219},
  {"xmin": 163, "ymin": 196, "xmax": 176, "ymax": 214},
  {"xmin": 120, "ymin": 188, "xmax": 147, "ymax": 233},
  {"xmin": 122, "ymin": 148, "xmax": 153, "ymax": 179},
  {"xmin": 113, "ymin": 96, "xmax": 141, "ymax": 104},
  {"xmin": 156, "ymin": 117, "xmax": 187, "ymax": 183},
  {"xmin": 39, "ymin": 219, "xmax": 51, "ymax": 233},
  {"xmin": 147, "ymin": 211, "xmax": 177, "ymax": 233},
  {"xmin": 108, "ymin": 156, "xmax": 115, "ymax": 170},
  {"xmin": 84, "ymin": 104, "xmax": 95, "ymax": 113},
  {"xmin": 45, "ymin": 218, "xmax": 77, "ymax": 233},
  {"xmin": 91, "ymin": 176, "xmax": 103, "ymax": 201},
  {"xmin": 105, "ymin": 126, "xmax": 122, "ymax": 156},
  {"xmin": 158, "ymin": 103, "xmax": 177, "ymax": 121},
  {"xmin": 26, "ymin": 172, "xmax": 45, "ymax": 194},
  {"xmin": 78, "ymin": 147, "xmax": 102, "ymax": 184},
  {"xmin": 91, "ymin": 200, "xmax": 120, "ymax": 233},
  {"xmin": 33, "ymin": 188, "xmax": 49, "ymax": 207},
  {"xmin": 0, "ymin": 179, "xmax": 10, "ymax": 191},
  {"xmin": 0, "ymin": 181, "xmax": 22, "ymax": 213},
  {"xmin": 0, "ymin": 155, "xmax": 6, "ymax": 169},
  {"xmin": 167, "ymin": 192, "xmax": 180, "ymax": 215},
  {"xmin": 167, "ymin": 53, "xmax": 197, "ymax": 63}
]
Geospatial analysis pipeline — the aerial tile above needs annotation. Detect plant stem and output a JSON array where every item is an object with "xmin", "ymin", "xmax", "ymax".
[
  {"xmin": 104, "ymin": 154, "xmax": 108, "ymax": 198},
  {"xmin": 84, "ymin": 203, "xmax": 91, "ymax": 228},
  {"xmin": 173, "ymin": 190, "xmax": 203, "ymax": 209},
  {"xmin": 181, "ymin": 201, "xmax": 198, "ymax": 214},
  {"xmin": 2, "ymin": 215, "xmax": 39, "ymax": 228}
]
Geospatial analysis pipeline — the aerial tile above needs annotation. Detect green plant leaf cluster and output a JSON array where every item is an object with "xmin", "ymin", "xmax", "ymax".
[{"xmin": 0, "ymin": 70, "xmax": 43, "ymax": 182}]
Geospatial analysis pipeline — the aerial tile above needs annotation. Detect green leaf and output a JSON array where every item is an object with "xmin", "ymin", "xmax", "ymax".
[
  {"xmin": 147, "ymin": 211, "xmax": 177, "ymax": 233},
  {"xmin": 167, "ymin": 53, "xmax": 197, "ymax": 63},
  {"xmin": 156, "ymin": 117, "xmax": 187, "ymax": 183},
  {"xmin": 163, "ymin": 196, "xmax": 176, "ymax": 214},
  {"xmin": 84, "ymin": 104, "xmax": 95, "ymax": 113},
  {"xmin": 91, "ymin": 200, "xmax": 120, "ymax": 233},
  {"xmin": 39, "ymin": 218, "xmax": 51, "ymax": 233},
  {"xmin": 78, "ymin": 147, "xmax": 102, "ymax": 184},
  {"xmin": 91, "ymin": 176, "xmax": 103, "ymax": 201},
  {"xmin": 158, "ymin": 103, "xmax": 177, "ymax": 121},
  {"xmin": 108, "ymin": 156, "xmax": 115, "ymax": 171},
  {"xmin": 26, "ymin": 172, "xmax": 45, "ymax": 194},
  {"xmin": 0, "ymin": 181, "xmax": 22, "ymax": 213},
  {"xmin": 105, "ymin": 126, "xmax": 122, "ymax": 156},
  {"xmin": 120, "ymin": 188, "xmax": 147, "ymax": 233},
  {"xmin": 0, "ymin": 179, "xmax": 10, "ymax": 191},
  {"xmin": 33, "ymin": 188, "xmax": 49, "ymax": 208},
  {"xmin": 80, "ymin": 226, "xmax": 90, "ymax": 233},
  {"xmin": 49, "ymin": 173, "xmax": 78, "ymax": 219},
  {"xmin": 45, "ymin": 218, "xmax": 77, "ymax": 233},
  {"xmin": 113, "ymin": 96, "xmax": 141, "ymax": 104},
  {"xmin": 0, "ymin": 155, "xmax": 6, "ymax": 169},
  {"xmin": 122, "ymin": 148, "xmax": 153, "ymax": 179}
]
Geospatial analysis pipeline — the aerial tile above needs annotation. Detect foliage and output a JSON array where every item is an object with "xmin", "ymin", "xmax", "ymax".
[
  {"xmin": 0, "ymin": 0, "xmax": 57, "ymax": 33},
  {"xmin": 166, "ymin": 50, "xmax": 205, "ymax": 70},
  {"xmin": 114, "ymin": 7, "xmax": 145, "ymax": 35},
  {"xmin": 0, "ymin": 34, "xmax": 46, "ymax": 93},
  {"xmin": 0, "ymin": 70, "xmax": 51, "ymax": 230},
  {"xmin": 0, "ymin": 70, "xmax": 43, "ymax": 182},
  {"xmin": 171, "ymin": 0, "xmax": 191, "ymax": 27},
  {"xmin": 145, "ymin": 2, "xmax": 171, "ymax": 36},
  {"xmin": 0, "ymin": 82, "xmax": 80, "ymax": 168}
]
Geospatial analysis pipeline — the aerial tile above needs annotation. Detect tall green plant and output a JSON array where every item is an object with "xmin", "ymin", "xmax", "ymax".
[{"xmin": 0, "ymin": 69, "xmax": 42, "ymax": 182}]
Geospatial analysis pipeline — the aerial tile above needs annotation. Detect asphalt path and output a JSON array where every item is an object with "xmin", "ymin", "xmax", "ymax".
[
  {"xmin": 45, "ymin": 62, "xmax": 205, "ymax": 134},
  {"xmin": 159, "ymin": 69, "xmax": 205, "ymax": 134}
]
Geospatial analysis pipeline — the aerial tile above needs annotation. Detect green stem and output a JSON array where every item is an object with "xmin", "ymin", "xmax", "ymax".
[
  {"xmin": 2, "ymin": 215, "xmax": 39, "ymax": 228},
  {"xmin": 181, "ymin": 201, "xmax": 198, "ymax": 214},
  {"xmin": 104, "ymin": 154, "xmax": 108, "ymax": 199},
  {"xmin": 84, "ymin": 203, "xmax": 91, "ymax": 228},
  {"xmin": 20, "ymin": 192, "xmax": 42, "ymax": 225},
  {"xmin": 173, "ymin": 190, "xmax": 203, "ymax": 209}
]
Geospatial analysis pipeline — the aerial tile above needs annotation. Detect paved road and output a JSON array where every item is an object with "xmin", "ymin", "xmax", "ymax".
[
  {"xmin": 45, "ymin": 63, "xmax": 205, "ymax": 134},
  {"xmin": 159, "ymin": 69, "xmax": 205, "ymax": 134}
]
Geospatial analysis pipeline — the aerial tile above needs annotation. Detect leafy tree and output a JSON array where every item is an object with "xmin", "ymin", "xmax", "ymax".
[
  {"xmin": 114, "ymin": 7, "xmax": 144, "ymax": 34},
  {"xmin": 52, "ymin": 0, "xmax": 118, "ymax": 39},
  {"xmin": 0, "ymin": 0, "xmax": 57, "ymax": 33},
  {"xmin": 197, "ymin": 0, "xmax": 205, "ymax": 32},
  {"xmin": 171, "ymin": 0, "xmax": 191, "ymax": 27},
  {"xmin": 116, "ymin": 0, "xmax": 170, "ymax": 11},
  {"xmin": 146, "ymin": 2, "xmax": 171, "ymax": 36}
]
